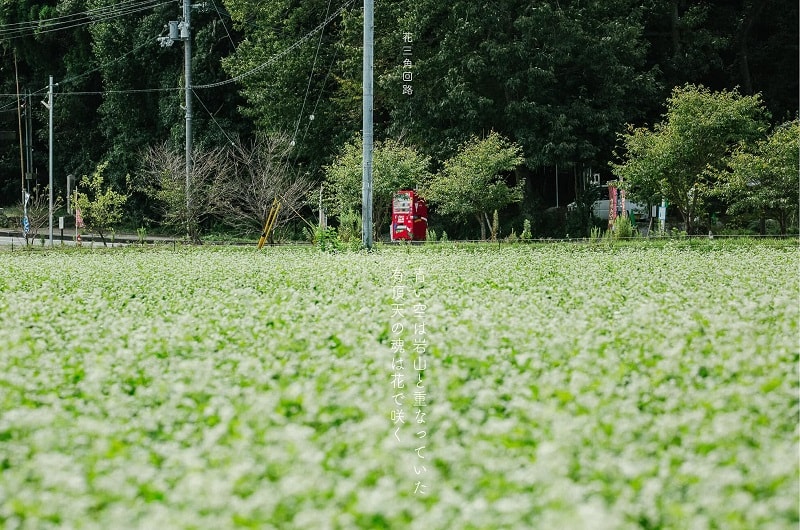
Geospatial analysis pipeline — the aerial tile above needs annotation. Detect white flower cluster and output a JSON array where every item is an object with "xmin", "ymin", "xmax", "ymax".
[{"xmin": 0, "ymin": 243, "xmax": 796, "ymax": 529}]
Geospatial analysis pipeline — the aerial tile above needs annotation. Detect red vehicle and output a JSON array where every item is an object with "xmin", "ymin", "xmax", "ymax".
[{"xmin": 391, "ymin": 190, "xmax": 428, "ymax": 241}]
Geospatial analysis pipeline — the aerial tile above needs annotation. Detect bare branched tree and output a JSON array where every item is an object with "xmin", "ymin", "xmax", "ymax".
[
  {"xmin": 219, "ymin": 133, "xmax": 315, "ymax": 238},
  {"xmin": 135, "ymin": 135, "xmax": 313, "ymax": 242},
  {"xmin": 20, "ymin": 185, "xmax": 63, "ymax": 246},
  {"xmin": 135, "ymin": 143, "xmax": 233, "ymax": 243}
]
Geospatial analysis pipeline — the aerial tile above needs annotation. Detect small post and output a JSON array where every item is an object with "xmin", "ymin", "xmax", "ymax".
[{"xmin": 66, "ymin": 174, "xmax": 73, "ymax": 213}]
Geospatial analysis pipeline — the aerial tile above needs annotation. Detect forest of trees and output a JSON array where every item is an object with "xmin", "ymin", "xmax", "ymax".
[{"xmin": 0, "ymin": 0, "xmax": 797, "ymax": 239}]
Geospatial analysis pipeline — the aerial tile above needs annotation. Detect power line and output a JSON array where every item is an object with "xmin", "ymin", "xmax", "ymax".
[
  {"xmin": 0, "ymin": 0, "xmax": 156, "ymax": 29},
  {"xmin": 57, "ymin": 88, "xmax": 181, "ymax": 95},
  {"xmin": 3, "ymin": 1, "xmax": 353, "ymax": 99},
  {"xmin": 0, "ymin": 1, "xmax": 169, "ymax": 40},
  {"xmin": 292, "ymin": 0, "xmax": 334, "ymax": 145},
  {"xmin": 60, "ymin": 39, "xmax": 160, "ymax": 87},
  {"xmin": 208, "ymin": 0, "xmax": 236, "ymax": 49},
  {"xmin": 194, "ymin": 0, "xmax": 354, "ymax": 90},
  {"xmin": 192, "ymin": 88, "xmax": 238, "ymax": 147},
  {"xmin": 293, "ymin": 45, "xmax": 339, "ymax": 163}
]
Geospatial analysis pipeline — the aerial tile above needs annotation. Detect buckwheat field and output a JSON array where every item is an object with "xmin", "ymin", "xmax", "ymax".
[{"xmin": 1, "ymin": 241, "xmax": 797, "ymax": 529}]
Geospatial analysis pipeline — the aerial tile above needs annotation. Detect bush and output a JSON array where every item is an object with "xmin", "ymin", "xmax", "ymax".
[
  {"xmin": 337, "ymin": 209, "xmax": 362, "ymax": 243},
  {"xmin": 520, "ymin": 219, "xmax": 532, "ymax": 241},
  {"xmin": 612, "ymin": 215, "xmax": 635, "ymax": 239}
]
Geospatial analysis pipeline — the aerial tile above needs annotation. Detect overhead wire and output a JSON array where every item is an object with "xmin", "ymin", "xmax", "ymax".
[
  {"xmin": 192, "ymin": 88, "xmax": 239, "ymax": 147},
  {"xmin": 2, "ymin": 0, "xmax": 351, "ymax": 178},
  {"xmin": 208, "ymin": 0, "xmax": 237, "ymax": 49},
  {"xmin": 194, "ymin": 0, "xmax": 355, "ymax": 90},
  {"xmin": 60, "ymin": 38, "xmax": 158, "ymax": 87},
  {"xmin": 291, "ymin": 0, "xmax": 334, "ymax": 146},
  {"xmin": 0, "ymin": 0, "xmax": 158, "ymax": 29},
  {"xmin": 0, "ymin": 1, "xmax": 170, "ymax": 40},
  {"xmin": 25, "ymin": 0, "xmax": 352, "ymax": 100}
]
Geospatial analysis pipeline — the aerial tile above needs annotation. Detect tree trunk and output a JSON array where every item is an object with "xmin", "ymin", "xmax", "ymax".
[
  {"xmin": 476, "ymin": 213, "xmax": 486, "ymax": 241},
  {"xmin": 779, "ymin": 209, "xmax": 787, "ymax": 236},
  {"xmin": 485, "ymin": 211, "xmax": 495, "ymax": 241},
  {"xmin": 736, "ymin": 0, "xmax": 769, "ymax": 95}
]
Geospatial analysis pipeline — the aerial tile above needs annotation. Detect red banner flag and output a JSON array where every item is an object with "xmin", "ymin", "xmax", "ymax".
[
  {"xmin": 75, "ymin": 206, "xmax": 85, "ymax": 228},
  {"xmin": 608, "ymin": 184, "xmax": 617, "ymax": 227}
]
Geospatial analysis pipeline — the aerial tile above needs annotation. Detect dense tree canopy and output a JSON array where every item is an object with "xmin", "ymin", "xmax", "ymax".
[
  {"xmin": 715, "ymin": 119, "xmax": 800, "ymax": 235},
  {"xmin": 324, "ymin": 136, "xmax": 431, "ymax": 239},
  {"xmin": 422, "ymin": 131, "xmax": 524, "ymax": 240},
  {"xmin": 612, "ymin": 85, "xmax": 770, "ymax": 234},
  {"xmin": 0, "ymin": 0, "xmax": 796, "ymax": 237}
]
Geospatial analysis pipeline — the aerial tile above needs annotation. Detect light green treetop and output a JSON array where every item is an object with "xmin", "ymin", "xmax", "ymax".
[
  {"xmin": 422, "ymin": 131, "xmax": 524, "ymax": 240},
  {"xmin": 324, "ymin": 137, "xmax": 431, "ymax": 239},
  {"xmin": 611, "ymin": 84, "xmax": 770, "ymax": 233},
  {"xmin": 715, "ymin": 119, "xmax": 799, "ymax": 234},
  {"xmin": 76, "ymin": 161, "xmax": 128, "ymax": 246}
]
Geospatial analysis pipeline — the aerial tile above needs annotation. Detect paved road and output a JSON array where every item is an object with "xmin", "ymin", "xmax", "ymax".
[
  {"xmin": 0, "ymin": 229, "xmax": 176, "ymax": 248},
  {"xmin": 0, "ymin": 235, "xmax": 129, "ymax": 247}
]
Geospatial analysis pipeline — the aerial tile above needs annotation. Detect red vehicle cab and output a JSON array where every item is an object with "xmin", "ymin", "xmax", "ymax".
[{"xmin": 391, "ymin": 190, "xmax": 428, "ymax": 241}]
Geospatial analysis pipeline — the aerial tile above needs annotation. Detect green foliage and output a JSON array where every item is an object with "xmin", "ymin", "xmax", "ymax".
[
  {"xmin": 382, "ymin": 0, "xmax": 659, "ymax": 167},
  {"xmin": 75, "ymin": 162, "xmax": 128, "ymax": 246},
  {"xmin": 426, "ymin": 228, "xmax": 437, "ymax": 242},
  {"xmin": 0, "ymin": 244, "xmax": 796, "ymax": 526},
  {"xmin": 336, "ymin": 208, "xmax": 362, "ymax": 244},
  {"xmin": 307, "ymin": 226, "xmax": 340, "ymax": 252},
  {"xmin": 506, "ymin": 228, "xmax": 518, "ymax": 243},
  {"xmin": 422, "ymin": 131, "xmax": 524, "ymax": 239},
  {"xmin": 521, "ymin": 219, "xmax": 532, "ymax": 241},
  {"xmin": 491, "ymin": 209, "xmax": 500, "ymax": 241},
  {"xmin": 221, "ymin": 0, "xmax": 358, "ymax": 169},
  {"xmin": 611, "ymin": 213, "xmax": 635, "ymax": 239},
  {"xmin": 565, "ymin": 185, "xmax": 603, "ymax": 238},
  {"xmin": 324, "ymin": 137, "xmax": 431, "ymax": 239},
  {"xmin": 0, "ymin": 0, "xmax": 796, "ymax": 232},
  {"xmin": 715, "ymin": 120, "xmax": 799, "ymax": 235},
  {"xmin": 612, "ymin": 85, "xmax": 770, "ymax": 234}
]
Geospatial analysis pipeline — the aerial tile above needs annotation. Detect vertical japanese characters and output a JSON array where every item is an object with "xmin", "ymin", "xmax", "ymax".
[
  {"xmin": 389, "ymin": 266, "xmax": 430, "ymax": 496},
  {"xmin": 389, "ymin": 268, "xmax": 407, "ymax": 446},
  {"xmin": 411, "ymin": 267, "xmax": 428, "ymax": 495},
  {"xmin": 402, "ymin": 32, "xmax": 413, "ymax": 96}
]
